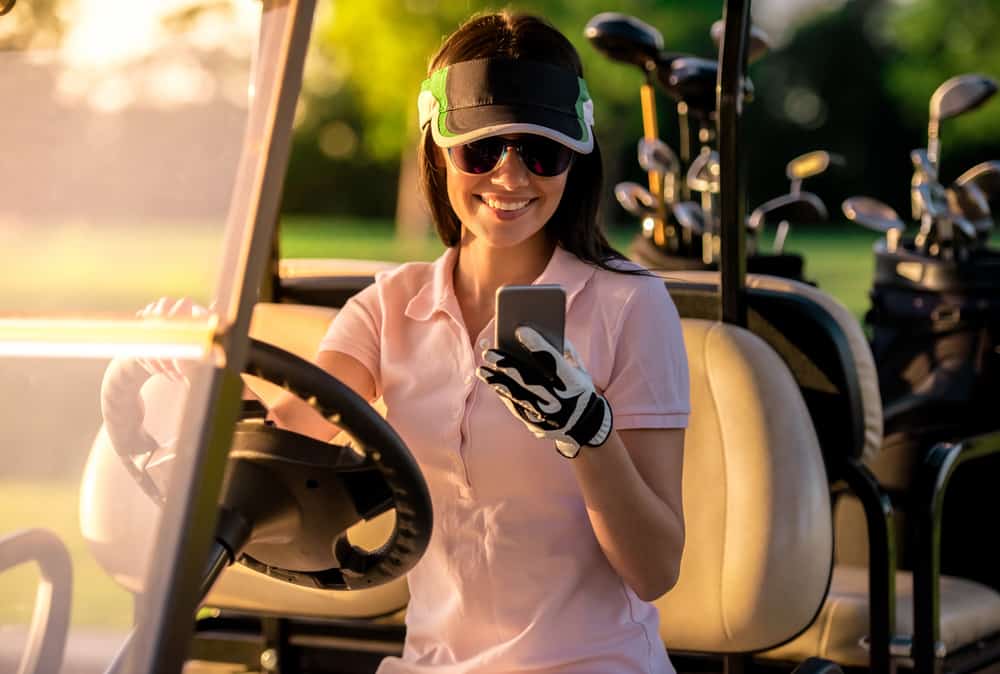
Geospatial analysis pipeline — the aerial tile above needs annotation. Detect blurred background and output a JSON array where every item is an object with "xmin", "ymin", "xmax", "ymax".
[
  {"xmin": 279, "ymin": 0, "xmax": 1000, "ymax": 234},
  {"xmin": 4, "ymin": 0, "xmax": 1000, "ymax": 319}
]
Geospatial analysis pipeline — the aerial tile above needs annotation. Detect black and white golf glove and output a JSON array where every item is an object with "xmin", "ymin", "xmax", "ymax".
[{"xmin": 476, "ymin": 326, "xmax": 613, "ymax": 459}]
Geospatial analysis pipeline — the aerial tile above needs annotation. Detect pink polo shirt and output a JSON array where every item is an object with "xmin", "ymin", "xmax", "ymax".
[{"xmin": 319, "ymin": 245, "xmax": 689, "ymax": 674}]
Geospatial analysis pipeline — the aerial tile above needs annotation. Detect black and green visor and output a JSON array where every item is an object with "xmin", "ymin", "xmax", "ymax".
[{"xmin": 418, "ymin": 58, "xmax": 595, "ymax": 154}]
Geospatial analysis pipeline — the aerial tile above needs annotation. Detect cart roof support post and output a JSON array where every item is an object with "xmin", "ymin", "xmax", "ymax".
[
  {"xmin": 128, "ymin": 1, "xmax": 318, "ymax": 672},
  {"xmin": 717, "ymin": 0, "xmax": 751, "ymax": 327}
]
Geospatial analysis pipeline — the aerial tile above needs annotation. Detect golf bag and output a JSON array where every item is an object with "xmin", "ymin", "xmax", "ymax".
[
  {"xmin": 630, "ymin": 234, "xmax": 810, "ymax": 282},
  {"xmin": 867, "ymin": 243, "xmax": 1000, "ymax": 589}
]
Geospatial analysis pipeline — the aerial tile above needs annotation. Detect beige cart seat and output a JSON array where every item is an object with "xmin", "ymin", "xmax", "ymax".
[
  {"xmin": 213, "ymin": 302, "xmax": 837, "ymax": 659},
  {"xmin": 655, "ymin": 272, "xmax": 1000, "ymax": 666}
]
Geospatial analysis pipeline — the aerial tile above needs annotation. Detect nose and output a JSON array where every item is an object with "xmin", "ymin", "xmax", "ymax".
[{"xmin": 490, "ymin": 144, "xmax": 530, "ymax": 189}]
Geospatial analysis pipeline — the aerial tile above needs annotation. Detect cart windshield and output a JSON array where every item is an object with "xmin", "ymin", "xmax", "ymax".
[{"xmin": 0, "ymin": 1, "xmax": 264, "ymax": 671}]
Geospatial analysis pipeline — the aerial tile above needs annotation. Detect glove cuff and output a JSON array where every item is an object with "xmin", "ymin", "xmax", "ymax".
[{"xmin": 556, "ymin": 394, "xmax": 613, "ymax": 459}]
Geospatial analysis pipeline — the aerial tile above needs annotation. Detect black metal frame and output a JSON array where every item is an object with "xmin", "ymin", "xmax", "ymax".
[
  {"xmin": 912, "ymin": 430, "xmax": 1000, "ymax": 674},
  {"xmin": 716, "ymin": 0, "xmax": 749, "ymax": 328}
]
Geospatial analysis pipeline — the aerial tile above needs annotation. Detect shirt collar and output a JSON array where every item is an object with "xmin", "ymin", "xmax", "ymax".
[{"xmin": 404, "ymin": 244, "xmax": 597, "ymax": 323}]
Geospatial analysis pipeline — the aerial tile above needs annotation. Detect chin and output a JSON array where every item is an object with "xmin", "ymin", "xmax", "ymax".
[{"xmin": 479, "ymin": 225, "xmax": 545, "ymax": 249}]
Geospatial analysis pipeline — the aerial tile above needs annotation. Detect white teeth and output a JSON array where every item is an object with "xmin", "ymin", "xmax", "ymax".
[{"xmin": 483, "ymin": 196, "xmax": 530, "ymax": 211}]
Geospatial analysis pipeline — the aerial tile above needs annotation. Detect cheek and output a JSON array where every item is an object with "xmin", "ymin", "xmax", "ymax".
[{"xmin": 539, "ymin": 177, "xmax": 569, "ymax": 218}]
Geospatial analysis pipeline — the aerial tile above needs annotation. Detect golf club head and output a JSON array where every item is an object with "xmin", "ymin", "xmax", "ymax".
[
  {"xmin": 785, "ymin": 150, "xmax": 845, "ymax": 182},
  {"xmin": 930, "ymin": 73, "xmax": 998, "ymax": 122},
  {"xmin": 585, "ymin": 13, "xmax": 664, "ymax": 72},
  {"xmin": 671, "ymin": 201, "xmax": 706, "ymax": 235},
  {"xmin": 659, "ymin": 56, "xmax": 754, "ymax": 112},
  {"xmin": 913, "ymin": 182, "xmax": 943, "ymax": 219},
  {"xmin": 946, "ymin": 183, "xmax": 992, "ymax": 234},
  {"xmin": 686, "ymin": 151, "xmax": 720, "ymax": 194},
  {"xmin": 910, "ymin": 148, "xmax": 939, "ymax": 184},
  {"xmin": 955, "ymin": 160, "xmax": 1000, "ymax": 201},
  {"xmin": 747, "ymin": 192, "xmax": 828, "ymax": 231},
  {"xmin": 842, "ymin": 196, "xmax": 905, "ymax": 234},
  {"xmin": 614, "ymin": 181, "xmax": 657, "ymax": 218},
  {"xmin": 710, "ymin": 20, "xmax": 771, "ymax": 64},
  {"xmin": 637, "ymin": 138, "xmax": 681, "ymax": 176}
]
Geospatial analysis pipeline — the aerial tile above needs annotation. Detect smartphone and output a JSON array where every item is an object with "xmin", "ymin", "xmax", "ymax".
[{"xmin": 494, "ymin": 284, "xmax": 566, "ymax": 357}]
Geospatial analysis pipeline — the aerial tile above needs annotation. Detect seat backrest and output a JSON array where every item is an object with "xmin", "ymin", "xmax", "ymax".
[
  {"xmin": 219, "ymin": 305, "xmax": 835, "ymax": 656},
  {"xmin": 658, "ymin": 319, "xmax": 832, "ymax": 653},
  {"xmin": 662, "ymin": 271, "xmax": 882, "ymax": 480}
]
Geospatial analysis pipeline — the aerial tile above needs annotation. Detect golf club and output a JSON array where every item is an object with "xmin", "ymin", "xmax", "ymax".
[
  {"xmin": 785, "ymin": 150, "xmax": 845, "ymax": 196},
  {"xmin": 843, "ymin": 196, "xmax": 906, "ymax": 252},
  {"xmin": 710, "ymin": 19, "xmax": 771, "ymax": 65},
  {"xmin": 748, "ymin": 192, "xmax": 828, "ymax": 254},
  {"xmin": 927, "ymin": 73, "xmax": 998, "ymax": 170},
  {"xmin": 638, "ymin": 137, "xmax": 682, "ymax": 206},
  {"xmin": 586, "ymin": 13, "xmax": 670, "ymax": 246}
]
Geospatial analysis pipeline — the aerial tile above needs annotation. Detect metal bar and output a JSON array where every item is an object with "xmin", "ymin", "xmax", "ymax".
[
  {"xmin": 129, "ymin": 1, "xmax": 318, "ymax": 672},
  {"xmin": 640, "ymin": 80, "xmax": 667, "ymax": 247},
  {"xmin": 716, "ymin": 0, "xmax": 750, "ymax": 327},
  {"xmin": 842, "ymin": 458, "xmax": 897, "ymax": 674},
  {"xmin": 911, "ymin": 430, "xmax": 1000, "ymax": 674},
  {"xmin": 0, "ymin": 529, "xmax": 72, "ymax": 674}
]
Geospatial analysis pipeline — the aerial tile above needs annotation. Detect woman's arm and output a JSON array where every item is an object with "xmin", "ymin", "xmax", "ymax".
[
  {"xmin": 572, "ymin": 427, "xmax": 685, "ymax": 602},
  {"xmin": 265, "ymin": 351, "xmax": 377, "ymax": 442}
]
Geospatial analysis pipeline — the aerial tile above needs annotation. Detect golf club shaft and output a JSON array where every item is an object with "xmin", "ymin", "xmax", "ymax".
[{"xmin": 640, "ymin": 82, "xmax": 667, "ymax": 246}]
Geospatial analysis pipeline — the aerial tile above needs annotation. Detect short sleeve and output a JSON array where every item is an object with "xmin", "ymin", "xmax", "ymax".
[
  {"xmin": 317, "ymin": 282, "xmax": 382, "ymax": 391},
  {"xmin": 603, "ymin": 278, "xmax": 690, "ymax": 430}
]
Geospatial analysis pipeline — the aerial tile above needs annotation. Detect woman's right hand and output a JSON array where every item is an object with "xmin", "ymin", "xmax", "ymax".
[{"xmin": 135, "ymin": 296, "xmax": 213, "ymax": 383}]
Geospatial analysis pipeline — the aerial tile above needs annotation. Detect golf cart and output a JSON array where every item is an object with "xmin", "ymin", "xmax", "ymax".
[{"xmin": 2, "ymin": 2, "xmax": 999, "ymax": 674}]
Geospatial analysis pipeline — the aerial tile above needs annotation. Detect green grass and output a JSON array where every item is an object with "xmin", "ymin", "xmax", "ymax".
[
  {"xmin": 281, "ymin": 215, "xmax": 883, "ymax": 321},
  {"xmin": 0, "ymin": 481, "xmax": 133, "ymax": 629}
]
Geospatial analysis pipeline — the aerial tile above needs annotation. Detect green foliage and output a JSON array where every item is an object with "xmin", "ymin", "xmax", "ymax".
[
  {"xmin": 308, "ymin": 0, "xmax": 722, "ymax": 158},
  {"xmin": 882, "ymin": 0, "xmax": 1000, "ymax": 163}
]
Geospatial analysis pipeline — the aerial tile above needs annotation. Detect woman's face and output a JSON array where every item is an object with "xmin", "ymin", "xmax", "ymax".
[{"xmin": 443, "ymin": 135, "xmax": 570, "ymax": 249}]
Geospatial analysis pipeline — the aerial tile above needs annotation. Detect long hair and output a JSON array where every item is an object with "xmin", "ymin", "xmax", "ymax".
[{"xmin": 418, "ymin": 12, "xmax": 637, "ymax": 274}]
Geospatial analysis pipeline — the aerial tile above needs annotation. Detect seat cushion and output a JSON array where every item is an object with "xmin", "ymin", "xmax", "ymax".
[
  {"xmin": 662, "ymin": 271, "xmax": 882, "ymax": 464},
  {"xmin": 760, "ymin": 565, "xmax": 1000, "ymax": 666},
  {"xmin": 657, "ymin": 320, "xmax": 832, "ymax": 653}
]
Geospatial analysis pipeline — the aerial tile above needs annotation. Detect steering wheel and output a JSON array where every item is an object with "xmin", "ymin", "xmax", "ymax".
[{"xmin": 100, "ymin": 338, "xmax": 432, "ymax": 591}]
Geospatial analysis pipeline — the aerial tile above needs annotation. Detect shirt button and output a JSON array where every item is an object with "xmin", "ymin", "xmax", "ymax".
[{"xmin": 477, "ymin": 338, "xmax": 490, "ymax": 350}]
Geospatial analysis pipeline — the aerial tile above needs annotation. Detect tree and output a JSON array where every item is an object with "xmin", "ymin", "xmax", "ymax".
[
  {"xmin": 303, "ymin": 0, "xmax": 726, "ymax": 233},
  {"xmin": 882, "ymin": 0, "xmax": 1000, "ymax": 179}
]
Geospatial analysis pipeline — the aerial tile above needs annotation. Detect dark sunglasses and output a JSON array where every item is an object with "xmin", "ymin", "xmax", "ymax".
[{"xmin": 448, "ymin": 136, "xmax": 575, "ymax": 178}]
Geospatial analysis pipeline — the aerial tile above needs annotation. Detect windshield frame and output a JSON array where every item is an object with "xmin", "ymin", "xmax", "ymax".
[{"xmin": 123, "ymin": 0, "xmax": 318, "ymax": 670}]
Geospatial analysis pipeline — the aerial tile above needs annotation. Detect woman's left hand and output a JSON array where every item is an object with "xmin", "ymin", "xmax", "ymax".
[{"xmin": 476, "ymin": 326, "xmax": 612, "ymax": 459}]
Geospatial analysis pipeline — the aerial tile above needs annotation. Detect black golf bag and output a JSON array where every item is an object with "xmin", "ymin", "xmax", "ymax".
[{"xmin": 866, "ymin": 241, "xmax": 1000, "ymax": 589}]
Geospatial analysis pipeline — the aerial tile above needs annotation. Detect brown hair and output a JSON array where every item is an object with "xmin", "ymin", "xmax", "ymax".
[{"xmin": 418, "ymin": 11, "xmax": 636, "ymax": 274}]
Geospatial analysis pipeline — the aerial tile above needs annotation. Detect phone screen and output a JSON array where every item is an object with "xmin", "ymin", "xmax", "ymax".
[{"xmin": 494, "ymin": 284, "xmax": 566, "ymax": 357}]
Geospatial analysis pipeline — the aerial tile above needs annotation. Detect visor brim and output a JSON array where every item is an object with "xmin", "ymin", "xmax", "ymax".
[{"xmin": 430, "ymin": 104, "xmax": 593, "ymax": 154}]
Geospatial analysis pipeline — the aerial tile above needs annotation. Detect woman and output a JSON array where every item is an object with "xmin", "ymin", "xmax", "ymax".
[{"xmin": 271, "ymin": 11, "xmax": 690, "ymax": 674}]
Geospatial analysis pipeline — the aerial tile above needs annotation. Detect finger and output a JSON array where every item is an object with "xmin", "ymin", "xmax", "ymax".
[
  {"xmin": 492, "ymin": 385, "xmax": 550, "ymax": 427},
  {"xmin": 478, "ymin": 367, "xmax": 559, "ymax": 420},
  {"xmin": 514, "ymin": 326, "xmax": 560, "ymax": 354},
  {"xmin": 484, "ymin": 348, "xmax": 554, "ymax": 387},
  {"xmin": 168, "ymin": 297, "xmax": 209, "ymax": 319},
  {"xmin": 483, "ymin": 348, "xmax": 526, "ymax": 369}
]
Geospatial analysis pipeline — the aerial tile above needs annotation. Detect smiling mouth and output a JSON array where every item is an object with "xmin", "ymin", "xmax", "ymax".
[{"xmin": 478, "ymin": 195, "xmax": 536, "ymax": 212}]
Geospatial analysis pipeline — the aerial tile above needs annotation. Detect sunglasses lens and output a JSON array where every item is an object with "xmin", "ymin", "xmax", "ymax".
[
  {"xmin": 449, "ymin": 137, "xmax": 575, "ymax": 177},
  {"xmin": 517, "ymin": 137, "xmax": 574, "ymax": 177},
  {"xmin": 450, "ymin": 138, "xmax": 506, "ymax": 174}
]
